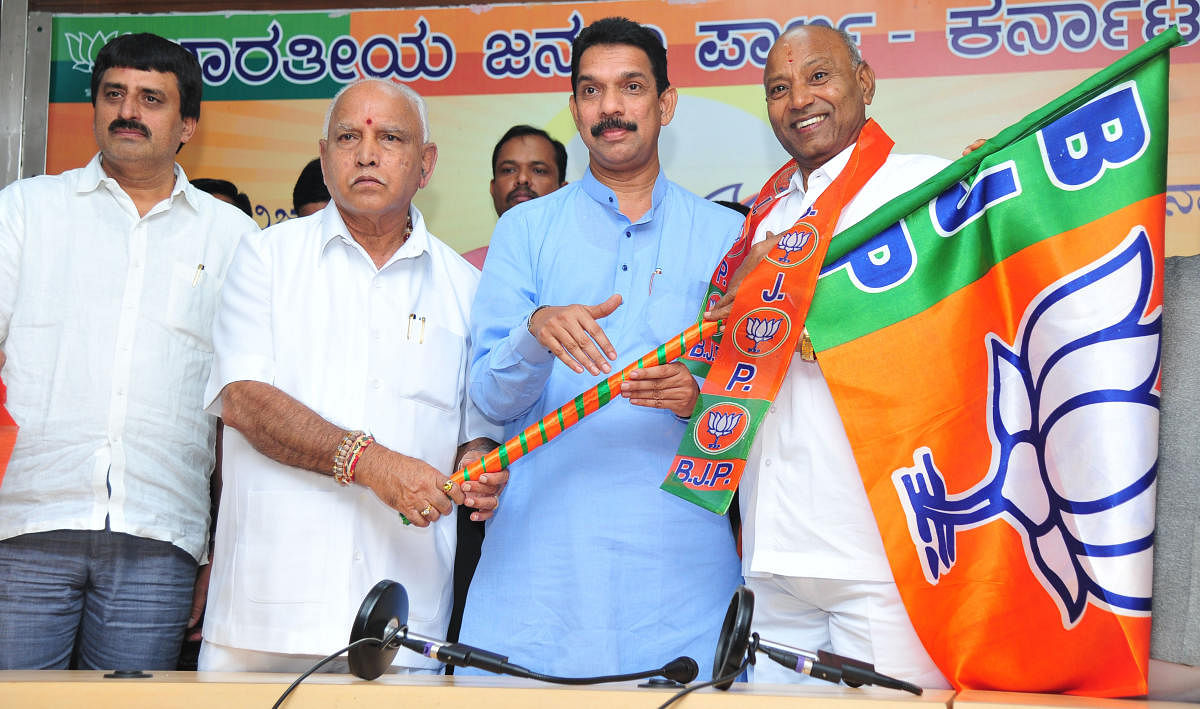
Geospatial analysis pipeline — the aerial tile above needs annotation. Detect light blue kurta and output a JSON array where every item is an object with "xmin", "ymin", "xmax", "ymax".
[{"xmin": 459, "ymin": 168, "xmax": 743, "ymax": 679}]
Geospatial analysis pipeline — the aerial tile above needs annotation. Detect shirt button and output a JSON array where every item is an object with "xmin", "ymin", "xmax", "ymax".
[
  {"xmin": 769, "ymin": 406, "xmax": 777, "ymax": 414},
  {"xmin": 764, "ymin": 459, "xmax": 772, "ymax": 467},
  {"xmin": 625, "ymin": 231, "xmax": 631, "ymax": 238},
  {"xmin": 371, "ymin": 378, "xmax": 382, "ymax": 390},
  {"xmin": 353, "ymin": 551, "xmax": 363, "ymax": 561},
  {"xmin": 607, "ymin": 197, "xmax": 614, "ymax": 203},
  {"xmin": 621, "ymin": 264, "xmax": 628, "ymax": 271}
]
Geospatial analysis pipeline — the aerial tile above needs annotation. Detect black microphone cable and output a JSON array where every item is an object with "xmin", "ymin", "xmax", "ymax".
[
  {"xmin": 657, "ymin": 653, "xmax": 752, "ymax": 709},
  {"xmin": 396, "ymin": 627, "xmax": 698, "ymax": 685},
  {"xmin": 272, "ymin": 625, "xmax": 402, "ymax": 709},
  {"xmin": 515, "ymin": 658, "xmax": 694, "ymax": 685},
  {"xmin": 275, "ymin": 622, "xmax": 696, "ymax": 707}
]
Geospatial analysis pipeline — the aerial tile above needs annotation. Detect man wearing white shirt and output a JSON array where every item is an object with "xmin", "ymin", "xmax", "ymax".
[
  {"xmin": 0, "ymin": 34, "xmax": 258, "ymax": 670},
  {"xmin": 197, "ymin": 79, "xmax": 504, "ymax": 674},
  {"xmin": 707, "ymin": 26, "xmax": 951, "ymax": 688}
]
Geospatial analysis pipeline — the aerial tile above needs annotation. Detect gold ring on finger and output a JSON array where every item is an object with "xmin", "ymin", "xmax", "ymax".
[{"xmin": 420, "ymin": 504, "xmax": 433, "ymax": 517}]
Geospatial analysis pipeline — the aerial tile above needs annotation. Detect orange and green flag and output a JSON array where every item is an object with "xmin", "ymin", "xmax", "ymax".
[
  {"xmin": 665, "ymin": 26, "xmax": 1182, "ymax": 695},
  {"xmin": 809, "ymin": 28, "xmax": 1179, "ymax": 695}
]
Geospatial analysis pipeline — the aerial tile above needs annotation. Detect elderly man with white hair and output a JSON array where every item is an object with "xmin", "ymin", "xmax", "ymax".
[{"xmin": 197, "ymin": 79, "xmax": 504, "ymax": 674}]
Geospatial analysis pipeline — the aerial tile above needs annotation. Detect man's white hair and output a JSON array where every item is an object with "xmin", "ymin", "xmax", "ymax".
[{"xmin": 321, "ymin": 78, "xmax": 431, "ymax": 143}]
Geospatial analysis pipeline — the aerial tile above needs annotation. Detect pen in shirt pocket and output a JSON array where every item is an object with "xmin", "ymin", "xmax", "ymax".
[
  {"xmin": 191, "ymin": 263, "xmax": 205, "ymax": 287},
  {"xmin": 406, "ymin": 313, "xmax": 427, "ymax": 343}
]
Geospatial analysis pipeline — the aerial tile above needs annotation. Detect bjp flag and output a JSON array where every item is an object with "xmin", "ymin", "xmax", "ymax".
[{"xmin": 803, "ymin": 28, "xmax": 1183, "ymax": 695}]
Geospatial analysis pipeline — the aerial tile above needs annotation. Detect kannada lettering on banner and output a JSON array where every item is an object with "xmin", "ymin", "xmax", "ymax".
[
  {"xmin": 947, "ymin": 0, "xmax": 1199, "ymax": 57},
  {"xmin": 50, "ymin": 1, "xmax": 1200, "ymax": 101},
  {"xmin": 483, "ymin": 10, "xmax": 584, "ymax": 79},
  {"xmin": 787, "ymin": 28, "xmax": 1181, "ymax": 695},
  {"xmin": 694, "ymin": 13, "xmax": 877, "ymax": 71},
  {"xmin": 42, "ymin": 1, "xmax": 1200, "ymax": 258}
]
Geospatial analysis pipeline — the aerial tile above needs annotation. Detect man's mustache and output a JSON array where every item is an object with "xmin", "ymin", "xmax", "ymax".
[
  {"xmin": 108, "ymin": 118, "xmax": 150, "ymax": 138},
  {"xmin": 590, "ymin": 117, "xmax": 637, "ymax": 137},
  {"xmin": 506, "ymin": 186, "xmax": 537, "ymax": 203}
]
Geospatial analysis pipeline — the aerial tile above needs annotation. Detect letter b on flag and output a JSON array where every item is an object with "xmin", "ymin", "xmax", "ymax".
[{"xmin": 1037, "ymin": 81, "xmax": 1149, "ymax": 191}]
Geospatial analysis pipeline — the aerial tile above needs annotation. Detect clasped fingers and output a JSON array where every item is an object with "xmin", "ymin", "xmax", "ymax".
[{"xmin": 460, "ymin": 469, "xmax": 509, "ymax": 522}]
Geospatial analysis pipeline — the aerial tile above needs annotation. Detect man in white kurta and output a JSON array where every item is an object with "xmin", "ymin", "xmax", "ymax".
[
  {"xmin": 199, "ymin": 79, "xmax": 502, "ymax": 673},
  {"xmin": 711, "ymin": 26, "xmax": 951, "ymax": 688}
]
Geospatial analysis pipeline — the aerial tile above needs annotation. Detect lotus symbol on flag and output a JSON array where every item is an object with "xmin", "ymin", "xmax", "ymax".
[
  {"xmin": 65, "ymin": 30, "xmax": 119, "ymax": 74},
  {"xmin": 892, "ymin": 228, "xmax": 1159, "ymax": 628},
  {"xmin": 776, "ymin": 229, "xmax": 812, "ymax": 263},
  {"xmin": 705, "ymin": 410, "xmax": 744, "ymax": 449},
  {"xmin": 745, "ymin": 317, "xmax": 782, "ymax": 353}
]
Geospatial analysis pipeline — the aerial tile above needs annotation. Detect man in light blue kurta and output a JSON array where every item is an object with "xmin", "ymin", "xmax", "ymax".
[{"xmin": 458, "ymin": 17, "xmax": 742, "ymax": 678}]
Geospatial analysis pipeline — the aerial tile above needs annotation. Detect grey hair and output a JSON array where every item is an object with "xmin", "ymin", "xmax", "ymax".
[
  {"xmin": 837, "ymin": 28, "xmax": 864, "ymax": 67},
  {"xmin": 321, "ymin": 78, "xmax": 431, "ymax": 143}
]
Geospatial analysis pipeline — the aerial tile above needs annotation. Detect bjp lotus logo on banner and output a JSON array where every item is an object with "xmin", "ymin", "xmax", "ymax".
[
  {"xmin": 693, "ymin": 402, "xmax": 751, "ymax": 454},
  {"xmin": 732, "ymin": 307, "xmax": 790, "ymax": 357},
  {"xmin": 65, "ymin": 30, "xmax": 118, "ymax": 73},
  {"xmin": 892, "ymin": 227, "xmax": 1159, "ymax": 629}
]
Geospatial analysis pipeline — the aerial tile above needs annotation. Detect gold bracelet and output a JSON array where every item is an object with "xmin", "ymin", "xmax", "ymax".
[{"xmin": 332, "ymin": 429, "xmax": 364, "ymax": 483}]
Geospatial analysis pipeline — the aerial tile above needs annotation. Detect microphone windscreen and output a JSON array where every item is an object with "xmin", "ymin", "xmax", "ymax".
[{"xmin": 662, "ymin": 656, "xmax": 699, "ymax": 684}]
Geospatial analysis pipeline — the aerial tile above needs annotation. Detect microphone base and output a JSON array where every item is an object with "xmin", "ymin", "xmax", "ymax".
[
  {"xmin": 638, "ymin": 678, "xmax": 686, "ymax": 689},
  {"xmin": 348, "ymin": 580, "xmax": 409, "ymax": 680}
]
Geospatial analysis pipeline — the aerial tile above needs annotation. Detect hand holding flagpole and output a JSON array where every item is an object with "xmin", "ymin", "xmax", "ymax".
[{"xmin": 399, "ymin": 319, "xmax": 721, "ymax": 524}]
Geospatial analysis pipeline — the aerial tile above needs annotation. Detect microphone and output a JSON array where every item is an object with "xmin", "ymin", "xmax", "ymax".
[
  {"xmin": 661, "ymin": 656, "xmax": 699, "ymax": 684},
  {"xmin": 349, "ymin": 580, "xmax": 700, "ymax": 686},
  {"xmin": 711, "ymin": 585, "xmax": 923, "ymax": 696}
]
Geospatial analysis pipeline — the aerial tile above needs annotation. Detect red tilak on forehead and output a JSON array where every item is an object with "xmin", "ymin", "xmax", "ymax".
[{"xmin": 366, "ymin": 118, "xmax": 373, "ymax": 125}]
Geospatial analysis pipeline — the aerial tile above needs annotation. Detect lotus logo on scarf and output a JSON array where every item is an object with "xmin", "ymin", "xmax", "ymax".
[
  {"xmin": 768, "ymin": 222, "xmax": 820, "ymax": 267},
  {"xmin": 694, "ymin": 403, "xmax": 749, "ymax": 453},
  {"xmin": 892, "ymin": 227, "xmax": 1158, "ymax": 628},
  {"xmin": 733, "ymin": 307, "xmax": 790, "ymax": 357}
]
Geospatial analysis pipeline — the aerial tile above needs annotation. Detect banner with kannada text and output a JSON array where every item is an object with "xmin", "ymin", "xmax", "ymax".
[{"xmin": 44, "ymin": 1, "xmax": 1199, "ymax": 260}]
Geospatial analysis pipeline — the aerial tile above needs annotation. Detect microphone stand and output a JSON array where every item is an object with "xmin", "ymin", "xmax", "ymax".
[
  {"xmin": 274, "ymin": 580, "xmax": 699, "ymax": 708},
  {"xmin": 710, "ymin": 585, "xmax": 923, "ymax": 696}
]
